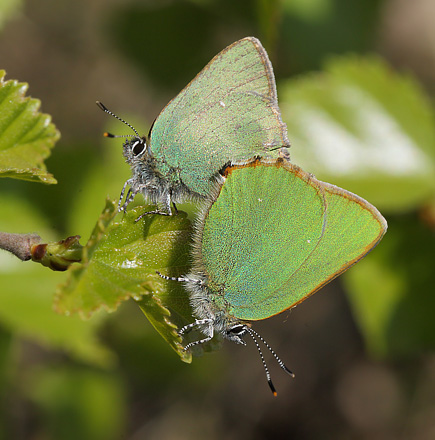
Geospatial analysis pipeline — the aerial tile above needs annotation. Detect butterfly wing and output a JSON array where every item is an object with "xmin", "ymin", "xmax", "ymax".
[
  {"xmin": 149, "ymin": 37, "xmax": 290, "ymax": 197},
  {"xmin": 196, "ymin": 159, "xmax": 387, "ymax": 320}
]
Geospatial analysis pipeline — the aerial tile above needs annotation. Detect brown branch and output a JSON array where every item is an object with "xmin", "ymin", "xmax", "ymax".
[{"xmin": 0, "ymin": 232, "xmax": 41, "ymax": 261}]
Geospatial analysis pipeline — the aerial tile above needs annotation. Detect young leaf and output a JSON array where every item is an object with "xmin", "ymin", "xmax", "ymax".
[
  {"xmin": 0, "ymin": 70, "xmax": 59, "ymax": 184},
  {"xmin": 31, "ymin": 235, "xmax": 83, "ymax": 271},
  {"xmin": 55, "ymin": 200, "xmax": 194, "ymax": 362},
  {"xmin": 280, "ymin": 56, "xmax": 435, "ymax": 213}
]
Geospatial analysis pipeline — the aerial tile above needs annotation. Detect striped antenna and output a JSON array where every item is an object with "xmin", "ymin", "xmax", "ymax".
[
  {"xmin": 245, "ymin": 327, "xmax": 277, "ymax": 396},
  {"xmin": 247, "ymin": 327, "xmax": 295, "ymax": 378},
  {"xmin": 245, "ymin": 326, "xmax": 295, "ymax": 396},
  {"xmin": 96, "ymin": 101, "xmax": 141, "ymax": 139}
]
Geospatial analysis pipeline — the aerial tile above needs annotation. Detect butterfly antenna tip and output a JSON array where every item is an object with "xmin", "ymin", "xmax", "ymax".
[{"xmin": 95, "ymin": 101, "xmax": 141, "ymax": 138}]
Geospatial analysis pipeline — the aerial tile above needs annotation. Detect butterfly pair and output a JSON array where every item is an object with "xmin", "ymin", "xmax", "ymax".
[{"xmin": 99, "ymin": 37, "xmax": 387, "ymax": 395}]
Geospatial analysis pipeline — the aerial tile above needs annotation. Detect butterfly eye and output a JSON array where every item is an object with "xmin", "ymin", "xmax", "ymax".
[{"xmin": 131, "ymin": 139, "xmax": 146, "ymax": 156}]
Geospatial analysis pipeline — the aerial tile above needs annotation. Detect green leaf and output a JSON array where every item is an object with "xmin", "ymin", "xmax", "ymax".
[
  {"xmin": 343, "ymin": 212, "xmax": 435, "ymax": 359},
  {"xmin": 280, "ymin": 56, "xmax": 435, "ymax": 213},
  {"xmin": 55, "ymin": 201, "xmax": 193, "ymax": 362},
  {"xmin": 0, "ymin": 70, "xmax": 59, "ymax": 184}
]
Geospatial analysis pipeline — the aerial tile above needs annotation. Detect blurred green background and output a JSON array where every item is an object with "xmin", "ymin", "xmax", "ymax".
[{"xmin": 0, "ymin": 0, "xmax": 434, "ymax": 439}]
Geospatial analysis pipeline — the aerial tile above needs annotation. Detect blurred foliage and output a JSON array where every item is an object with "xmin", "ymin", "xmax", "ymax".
[
  {"xmin": 0, "ymin": 0, "xmax": 434, "ymax": 439},
  {"xmin": 278, "ymin": 0, "xmax": 384, "ymax": 75},
  {"xmin": 0, "ymin": 0, "xmax": 22, "ymax": 30},
  {"xmin": 105, "ymin": 0, "xmax": 384, "ymax": 92},
  {"xmin": 281, "ymin": 56, "xmax": 435, "ymax": 213},
  {"xmin": 26, "ymin": 367, "xmax": 126, "ymax": 440},
  {"xmin": 344, "ymin": 212, "xmax": 435, "ymax": 358},
  {"xmin": 0, "ymin": 70, "xmax": 59, "ymax": 184}
]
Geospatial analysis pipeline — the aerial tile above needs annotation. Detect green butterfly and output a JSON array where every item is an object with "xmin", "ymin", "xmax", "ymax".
[
  {"xmin": 159, "ymin": 157, "xmax": 387, "ymax": 394},
  {"xmin": 99, "ymin": 37, "xmax": 289, "ymax": 214}
]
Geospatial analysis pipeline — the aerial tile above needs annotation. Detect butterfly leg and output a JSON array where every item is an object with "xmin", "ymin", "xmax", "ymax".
[
  {"xmin": 119, "ymin": 182, "xmax": 146, "ymax": 213},
  {"xmin": 178, "ymin": 318, "xmax": 212, "ymax": 335},
  {"xmin": 134, "ymin": 209, "xmax": 167, "ymax": 221},
  {"xmin": 181, "ymin": 319, "xmax": 214, "ymax": 351},
  {"xmin": 134, "ymin": 193, "xmax": 173, "ymax": 220},
  {"xmin": 118, "ymin": 179, "xmax": 134, "ymax": 211},
  {"xmin": 156, "ymin": 271, "xmax": 188, "ymax": 283},
  {"xmin": 156, "ymin": 271, "xmax": 214, "ymax": 350},
  {"xmin": 119, "ymin": 181, "xmax": 175, "ymax": 217},
  {"xmin": 120, "ymin": 188, "xmax": 135, "ymax": 212}
]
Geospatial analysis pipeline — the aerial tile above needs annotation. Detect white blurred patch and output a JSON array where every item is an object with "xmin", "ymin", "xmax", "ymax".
[{"xmin": 294, "ymin": 85, "xmax": 431, "ymax": 176}]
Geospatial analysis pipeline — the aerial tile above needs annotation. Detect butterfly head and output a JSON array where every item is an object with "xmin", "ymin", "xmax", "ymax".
[
  {"xmin": 122, "ymin": 136, "xmax": 150, "ymax": 165},
  {"xmin": 225, "ymin": 322, "xmax": 249, "ymax": 345},
  {"xmin": 96, "ymin": 100, "xmax": 154, "ymax": 167}
]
